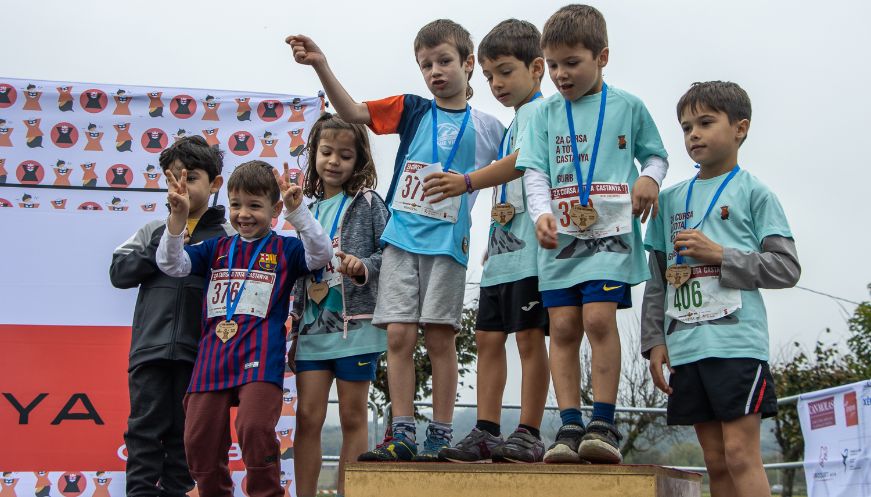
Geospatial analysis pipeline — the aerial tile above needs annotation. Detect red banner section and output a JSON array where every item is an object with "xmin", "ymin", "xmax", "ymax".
[{"xmin": 1, "ymin": 325, "xmax": 130, "ymax": 470}]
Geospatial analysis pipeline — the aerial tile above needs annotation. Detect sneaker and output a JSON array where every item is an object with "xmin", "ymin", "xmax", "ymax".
[
  {"xmin": 357, "ymin": 434, "xmax": 417, "ymax": 462},
  {"xmin": 577, "ymin": 420, "xmax": 623, "ymax": 464},
  {"xmin": 412, "ymin": 426, "xmax": 452, "ymax": 462},
  {"xmin": 492, "ymin": 427, "xmax": 545, "ymax": 463},
  {"xmin": 438, "ymin": 428, "xmax": 503, "ymax": 463},
  {"xmin": 543, "ymin": 424, "xmax": 585, "ymax": 463}
]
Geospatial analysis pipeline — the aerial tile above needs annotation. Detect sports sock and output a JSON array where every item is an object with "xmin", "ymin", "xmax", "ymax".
[
  {"xmin": 591, "ymin": 402, "xmax": 616, "ymax": 424},
  {"xmin": 476, "ymin": 419, "xmax": 501, "ymax": 437},
  {"xmin": 559, "ymin": 408, "xmax": 584, "ymax": 427},
  {"xmin": 392, "ymin": 416, "xmax": 416, "ymax": 443},
  {"xmin": 429, "ymin": 421, "xmax": 453, "ymax": 442}
]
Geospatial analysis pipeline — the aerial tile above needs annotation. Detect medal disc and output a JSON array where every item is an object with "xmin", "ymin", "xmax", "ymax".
[
  {"xmin": 491, "ymin": 203, "xmax": 515, "ymax": 225},
  {"xmin": 570, "ymin": 203, "xmax": 598, "ymax": 230},
  {"xmin": 216, "ymin": 320, "xmax": 238, "ymax": 343},
  {"xmin": 665, "ymin": 264, "xmax": 692, "ymax": 288}
]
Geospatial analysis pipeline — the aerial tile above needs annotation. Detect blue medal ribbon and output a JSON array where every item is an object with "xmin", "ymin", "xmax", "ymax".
[
  {"xmin": 312, "ymin": 194, "xmax": 348, "ymax": 283},
  {"xmin": 497, "ymin": 91, "xmax": 543, "ymax": 204},
  {"xmin": 675, "ymin": 164, "xmax": 741, "ymax": 264},
  {"xmin": 430, "ymin": 100, "xmax": 471, "ymax": 172},
  {"xmin": 225, "ymin": 233, "xmax": 272, "ymax": 323},
  {"xmin": 565, "ymin": 84, "xmax": 608, "ymax": 207}
]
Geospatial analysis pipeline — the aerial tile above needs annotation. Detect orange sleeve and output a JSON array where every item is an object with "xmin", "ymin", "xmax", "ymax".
[{"xmin": 365, "ymin": 95, "xmax": 405, "ymax": 135}]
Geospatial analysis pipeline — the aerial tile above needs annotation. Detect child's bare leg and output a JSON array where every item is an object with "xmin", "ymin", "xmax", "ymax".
[
  {"xmin": 424, "ymin": 324, "xmax": 458, "ymax": 423},
  {"xmin": 515, "ymin": 328, "xmax": 549, "ymax": 428},
  {"xmin": 336, "ymin": 379, "xmax": 372, "ymax": 496},
  {"xmin": 723, "ymin": 414, "xmax": 770, "ymax": 497},
  {"xmin": 580, "ymin": 301, "xmax": 620, "ymax": 405},
  {"xmin": 475, "ymin": 330, "xmax": 508, "ymax": 424},
  {"xmin": 386, "ymin": 322, "xmax": 419, "ymax": 418},
  {"xmin": 548, "ymin": 306, "xmax": 583, "ymax": 410},
  {"xmin": 695, "ymin": 421, "xmax": 736, "ymax": 497},
  {"xmin": 293, "ymin": 370, "xmax": 332, "ymax": 497}
]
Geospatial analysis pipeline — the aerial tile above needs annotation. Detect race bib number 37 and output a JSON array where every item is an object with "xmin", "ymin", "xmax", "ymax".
[
  {"xmin": 392, "ymin": 161, "xmax": 461, "ymax": 223},
  {"xmin": 551, "ymin": 182, "xmax": 632, "ymax": 239},
  {"xmin": 206, "ymin": 269, "xmax": 276, "ymax": 319},
  {"xmin": 665, "ymin": 265, "xmax": 742, "ymax": 324}
]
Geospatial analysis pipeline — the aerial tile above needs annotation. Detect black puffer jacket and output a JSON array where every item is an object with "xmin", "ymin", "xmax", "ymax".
[{"xmin": 110, "ymin": 206, "xmax": 234, "ymax": 370}]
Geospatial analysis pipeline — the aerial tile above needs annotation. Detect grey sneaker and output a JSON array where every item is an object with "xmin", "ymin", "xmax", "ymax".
[
  {"xmin": 577, "ymin": 420, "xmax": 623, "ymax": 464},
  {"xmin": 438, "ymin": 427, "xmax": 503, "ymax": 463},
  {"xmin": 543, "ymin": 424, "xmax": 585, "ymax": 463},
  {"xmin": 492, "ymin": 427, "xmax": 545, "ymax": 463}
]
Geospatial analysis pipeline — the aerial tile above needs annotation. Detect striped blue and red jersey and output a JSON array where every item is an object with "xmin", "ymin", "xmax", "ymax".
[{"xmin": 183, "ymin": 232, "xmax": 307, "ymax": 392}]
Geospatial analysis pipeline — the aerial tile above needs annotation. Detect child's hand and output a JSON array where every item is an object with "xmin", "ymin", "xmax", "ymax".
[
  {"xmin": 631, "ymin": 176, "xmax": 660, "ymax": 223},
  {"xmin": 274, "ymin": 163, "xmax": 303, "ymax": 213},
  {"xmin": 422, "ymin": 172, "xmax": 466, "ymax": 203},
  {"xmin": 336, "ymin": 251, "xmax": 365, "ymax": 277},
  {"xmin": 673, "ymin": 229, "xmax": 724, "ymax": 265},
  {"xmin": 648, "ymin": 345, "xmax": 674, "ymax": 395},
  {"xmin": 535, "ymin": 214, "xmax": 558, "ymax": 249},
  {"xmin": 165, "ymin": 169, "xmax": 190, "ymax": 236},
  {"xmin": 286, "ymin": 34, "xmax": 326, "ymax": 68}
]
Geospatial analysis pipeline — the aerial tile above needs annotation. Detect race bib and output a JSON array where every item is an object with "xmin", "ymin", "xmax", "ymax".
[
  {"xmin": 665, "ymin": 265, "xmax": 742, "ymax": 323},
  {"xmin": 322, "ymin": 236, "xmax": 342, "ymax": 288},
  {"xmin": 206, "ymin": 269, "xmax": 276, "ymax": 319},
  {"xmin": 391, "ymin": 161, "xmax": 460, "ymax": 223},
  {"xmin": 551, "ymin": 182, "xmax": 632, "ymax": 239},
  {"xmin": 496, "ymin": 177, "xmax": 526, "ymax": 215}
]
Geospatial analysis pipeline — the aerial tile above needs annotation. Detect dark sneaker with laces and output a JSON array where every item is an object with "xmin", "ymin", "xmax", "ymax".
[
  {"xmin": 412, "ymin": 425, "xmax": 452, "ymax": 462},
  {"xmin": 357, "ymin": 434, "xmax": 417, "ymax": 462},
  {"xmin": 492, "ymin": 427, "xmax": 545, "ymax": 463},
  {"xmin": 543, "ymin": 423, "xmax": 585, "ymax": 463},
  {"xmin": 577, "ymin": 420, "xmax": 623, "ymax": 464},
  {"xmin": 438, "ymin": 427, "xmax": 503, "ymax": 463}
]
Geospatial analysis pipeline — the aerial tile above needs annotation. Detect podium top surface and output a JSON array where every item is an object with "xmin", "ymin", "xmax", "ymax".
[{"xmin": 347, "ymin": 462, "xmax": 702, "ymax": 481}]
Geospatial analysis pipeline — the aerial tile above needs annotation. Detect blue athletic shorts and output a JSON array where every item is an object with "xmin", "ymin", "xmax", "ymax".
[
  {"xmin": 295, "ymin": 351, "xmax": 382, "ymax": 382},
  {"xmin": 541, "ymin": 280, "xmax": 632, "ymax": 309}
]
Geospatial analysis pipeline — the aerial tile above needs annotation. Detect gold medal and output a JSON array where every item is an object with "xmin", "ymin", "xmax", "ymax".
[
  {"xmin": 491, "ymin": 203, "xmax": 515, "ymax": 225},
  {"xmin": 308, "ymin": 280, "xmax": 329, "ymax": 304},
  {"xmin": 216, "ymin": 320, "xmax": 238, "ymax": 343},
  {"xmin": 665, "ymin": 264, "xmax": 692, "ymax": 288},
  {"xmin": 570, "ymin": 203, "xmax": 598, "ymax": 230}
]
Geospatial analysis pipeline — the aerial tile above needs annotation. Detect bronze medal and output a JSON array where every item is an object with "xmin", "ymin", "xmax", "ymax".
[
  {"xmin": 216, "ymin": 320, "xmax": 238, "ymax": 343},
  {"xmin": 665, "ymin": 264, "xmax": 692, "ymax": 288},
  {"xmin": 570, "ymin": 203, "xmax": 598, "ymax": 230},
  {"xmin": 491, "ymin": 203, "xmax": 515, "ymax": 225},
  {"xmin": 308, "ymin": 280, "xmax": 329, "ymax": 304}
]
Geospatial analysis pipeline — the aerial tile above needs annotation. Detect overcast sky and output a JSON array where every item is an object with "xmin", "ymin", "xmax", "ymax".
[{"xmin": 4, "ymin": 0, "xmax": 869, "ymax": 406}]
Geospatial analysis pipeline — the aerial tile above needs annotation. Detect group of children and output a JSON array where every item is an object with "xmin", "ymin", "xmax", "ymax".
[{"xmin": 110, "ymin": 4, "xmax": 801, "ymax": 497}]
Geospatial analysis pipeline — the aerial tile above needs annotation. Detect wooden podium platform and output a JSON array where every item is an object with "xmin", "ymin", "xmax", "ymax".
[{"xmin": 345, "ymin": 462, "xmax": 701, "ymax": 497}]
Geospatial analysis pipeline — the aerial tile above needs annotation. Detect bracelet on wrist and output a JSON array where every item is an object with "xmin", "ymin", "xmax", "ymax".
[{"xmin": 463, "ymin": 173, "xmax": 474, "ymax": 193}]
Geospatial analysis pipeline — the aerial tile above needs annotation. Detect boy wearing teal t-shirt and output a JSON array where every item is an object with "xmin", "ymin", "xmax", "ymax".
[
  {"xmin": 515, "ymin": 5, "xmax": 669, "ymax": 464},
  {"xmin": 642, "ymin": 81, "xmax": 800, "ymax": 496},
  {"xmin": 424, "ymin": 19, "xmax": 551, "ymax": 464}
]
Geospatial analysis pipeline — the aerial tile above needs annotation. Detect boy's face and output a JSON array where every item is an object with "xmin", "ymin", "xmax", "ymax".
[
  {"xmin": 480, "ymin": 55, "xmax": 543, "ymax": 110},
  {"xmin": 165, "ymin": 159, "xmax": 222, "ymax": 219},
  {"xmin": 544, "ymin": 43, "xmax": 608, "ymax": 102},
  {"xmin": 416, "ymin": 42, "xmax": 474, "ymax": 102},
  {"xmin": 228, "ymin": 189, "xmax": 282, "ymax": 239},
  {"xmin": 679, "ymin": 105, "xmax": 748, "ymax": 169}
]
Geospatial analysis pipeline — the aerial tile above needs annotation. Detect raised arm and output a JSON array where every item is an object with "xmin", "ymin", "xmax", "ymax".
[
  {"xmin": 286, "ymin": 34, "xmax": 371, "ymax": 124},
  {"xmin": 275, "ymin": 164, "xmax": 333, "ymax": 271}
]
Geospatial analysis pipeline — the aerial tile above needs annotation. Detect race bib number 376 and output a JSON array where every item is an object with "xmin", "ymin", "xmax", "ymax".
[{"xmin": 206, "ymin": 269, "xmax": 276, "ymax": 319}]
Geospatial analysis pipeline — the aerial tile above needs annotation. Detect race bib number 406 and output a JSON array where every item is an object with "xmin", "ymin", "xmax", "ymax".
[
  {"xmin": 392, "ymin": 161, "xmax": 461, "ymax": 223},
  {"xmin": 665, "ymin": 265, "xmax": 742, "ymax": 324},
  {"xmin": 206, "ymin": 269, "xmax": 276, "ymax": 319},
  {"xmin": 551, "ymin": 182, "xmax": 632, "ymax": 239}
]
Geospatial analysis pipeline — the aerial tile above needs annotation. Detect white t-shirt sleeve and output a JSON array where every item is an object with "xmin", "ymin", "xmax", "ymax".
[{"xmin": 523, "ymin": 168, "xmax": 552, "ymax": 223}]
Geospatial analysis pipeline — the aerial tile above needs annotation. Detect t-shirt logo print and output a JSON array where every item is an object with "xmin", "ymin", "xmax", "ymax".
[
  {"xmin": 720, "ymin": 205, "xmax": 730, "ymax": 220},
  {"xmin": 437, "ymin": 122, "xmax": 460, "ymax": 150}
]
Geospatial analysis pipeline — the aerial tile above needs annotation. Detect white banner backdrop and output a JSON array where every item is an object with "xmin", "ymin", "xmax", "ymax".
[
  {"xmin": 0, "ymin": 77, "xmax": 319, "ymax": 497},
  {"xmin": 798, "ymin": 380, "xmax": 871, "ymax": 497}
]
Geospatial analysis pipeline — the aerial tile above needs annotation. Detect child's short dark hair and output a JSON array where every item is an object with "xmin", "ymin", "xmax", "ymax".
[
  {"xmin": 414, "ymin": 19, "xmax": 475, "ymax": 100},
  {"xmin": 227, "ymin": 160, "xmax": 280, "ymax": 204},
  {"xmin": 158, "ymin": 135, "xmax": 223, "ymax": 181},
  {"xmin": 541, "ymin": 4, "xmax": 608, "ymax": 56},
  {"xmin": 478, "ymin": 19, "xmax": 543, "ymax": 67},
  {"xmin": 676, "ymin": 81, "xmax": 752, "ymax": 124},
  {"xmin": 303, "ymin": 113, "xmax": 377, "ymax": 198}
]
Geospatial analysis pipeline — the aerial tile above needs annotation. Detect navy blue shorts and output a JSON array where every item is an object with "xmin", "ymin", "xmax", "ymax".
[
  {"xmin": 541, "ymin": 280, "xmax": 632, "ymax": 309},
  {"xmin": 295, "ymin": 351, "xmax": 382, "ymax": 382}
]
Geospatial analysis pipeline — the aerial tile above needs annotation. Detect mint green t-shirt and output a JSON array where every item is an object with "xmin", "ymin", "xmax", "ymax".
[
  {"xmin": 644, "ymin": 168, "xmax": 793, "ymax": 366},
  {"xmin": 481, "ymin": 98, "xmax": 543, "ymax": 287},
  {"xmin": 298, "ymin": 193, "xmax": 387, "ymax": 361},
  {"xmin": 515, "ymin": 86, "xmax": 667, "ymax": 291}
]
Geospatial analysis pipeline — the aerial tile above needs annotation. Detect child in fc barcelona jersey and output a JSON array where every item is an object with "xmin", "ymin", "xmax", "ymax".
[{"xmin": 156, "ymin": 160, "xmax": 332, "ymax": 497}]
